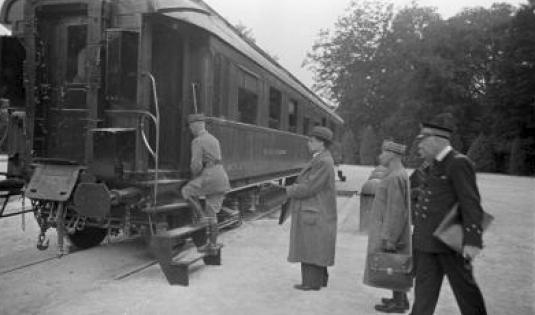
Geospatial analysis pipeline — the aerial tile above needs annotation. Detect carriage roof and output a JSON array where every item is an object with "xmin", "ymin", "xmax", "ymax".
[{"xmin": 1, "ymin": 0, "xmax": 343, "ymax": 124}]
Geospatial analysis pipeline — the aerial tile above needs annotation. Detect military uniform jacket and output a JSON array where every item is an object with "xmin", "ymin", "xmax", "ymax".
[
  {"xmin": 286, "ymin": 150, "xmax": 337, "ymax": 267},
  {"xmin": 188, "ymin": 130, "xmax": 230, "ymax": 195},
  {"xmin": 413, "ymin": 150, "xmax": 484, "ymax": 253}
]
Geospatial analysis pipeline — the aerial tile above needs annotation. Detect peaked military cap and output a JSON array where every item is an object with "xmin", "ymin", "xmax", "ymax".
[
  {"xmin": 382, "ymin": 140, "xmax": 406, "ymax": 155},
  {"xmin": 419, "ymin": 113, "xmax": 455, "ymax": 140},
  {"xmin": 187, "ymin": 113, "xmax": 206, "ymax": 123},
  {"xmin": 310, "ymin": 126, "xmax": 333, "ymax": 143}
]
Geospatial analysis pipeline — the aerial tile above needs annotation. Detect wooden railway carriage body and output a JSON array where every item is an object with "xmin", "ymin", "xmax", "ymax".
[{"xmin": 0, "ymin": 0, "xmax": 343, "ymax": 258}]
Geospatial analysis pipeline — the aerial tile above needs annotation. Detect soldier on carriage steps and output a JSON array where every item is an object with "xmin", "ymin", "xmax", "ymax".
[{"xmin": 181, "ymin": 113, "xmax": 236, "ymax": 252}]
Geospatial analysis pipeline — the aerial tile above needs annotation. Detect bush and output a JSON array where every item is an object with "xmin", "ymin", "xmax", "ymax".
[
  {"xmin": 340, "ymin": 130, "xmax": 358, "ymax": 164},
  {"xmin": 467, "ymin": 134, "xmax": 496, "ymax": 172},
  {"xmin": 508, "ymin": 137, "xmax": 528, "ymax": 175},
  {"xmin": 359, "ymin": 126, "xmax": 379, "ymax": 165}
]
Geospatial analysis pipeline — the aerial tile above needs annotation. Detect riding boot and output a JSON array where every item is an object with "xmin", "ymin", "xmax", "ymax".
[
  {"xmin": 186, "ymin": 197, "xmax": 203, "ymax": 223},
  {"xmin": 198, "ymin": 220, "xmax": 219, "ymax": 254},
  {"xmin": 209, "ymin": 222, "xmax": 218, "ymax": 246}
]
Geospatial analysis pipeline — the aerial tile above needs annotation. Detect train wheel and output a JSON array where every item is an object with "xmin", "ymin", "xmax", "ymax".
[{"xmin": 67, "ymin": 227, "xmax": 108, "ymax": 249}]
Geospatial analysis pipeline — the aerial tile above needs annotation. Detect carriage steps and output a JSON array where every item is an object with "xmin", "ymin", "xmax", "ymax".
[{"xmin": 149, "ymin": 222, "xmax": 222, "ymax": 286}]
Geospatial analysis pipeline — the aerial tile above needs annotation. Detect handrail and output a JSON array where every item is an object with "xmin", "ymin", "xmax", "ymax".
[{"xmin": 142, "ymin": 72, "xmax": 161, "ymax": 236}]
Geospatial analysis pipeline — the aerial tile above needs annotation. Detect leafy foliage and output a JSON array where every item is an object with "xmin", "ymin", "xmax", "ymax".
[
  {"xmin": 306, "ymin": 1, "xmax": 535, "ymax": 174},
  {"xmin": 359, "ymin": 125, "xmax": 379, "ymax": 165},
  {"xmin": 467, "ymin": 134, "xmax": 496, "ymax": 172}
]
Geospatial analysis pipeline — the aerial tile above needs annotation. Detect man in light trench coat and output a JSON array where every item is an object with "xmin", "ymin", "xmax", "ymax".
[
  {"xmin": 364, "ymin": 140, "xmax": 412, "ymax": 313},
  {"xmin": 283, "ymin": 126, "xmax": 337, "ymax": 291}
]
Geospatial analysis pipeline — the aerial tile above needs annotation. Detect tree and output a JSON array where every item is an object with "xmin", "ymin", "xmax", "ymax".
[
  {"xmin": 234, "ymin": 22, "xmax": 256, "ymax": 44},
  {"xmin": 486, "ymin": 3, "xmax": 535, "ymax": 174},
  {"xmin": 234, "ymin": 22, "xmax": 279, "ymax": 62},
  {"xmin": 341, "ymin": 129, "xmax": 358, "ymax": 164},
  {"xmin": 467, "ymin": 134, "xmax": 496, "ymax": 172},
  {"xmin": 359, "ymin": 125, "xmax": 379, "ymax": 165},
  {"xmin": 305, "ymin": 1, "xmax": 533, "ymax": 174}
]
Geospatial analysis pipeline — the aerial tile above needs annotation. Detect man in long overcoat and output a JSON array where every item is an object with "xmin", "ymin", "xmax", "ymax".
[
  {"xmin": 410, "ymin": 114, "xmax": 487, "ymax": 315},
  {"xmin": 363, "ymin": 140, "xmax": 412, "ymax": 313},
  {"xmin": 285, "ymin": 126, "xmax": 337, "ymax": 291}
]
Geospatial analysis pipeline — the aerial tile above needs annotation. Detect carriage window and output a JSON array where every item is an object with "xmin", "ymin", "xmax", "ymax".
[
  {"xmin": 289, "ymin": 99, "xmax": 298, "ymax": 133},
  {"xmin": 238, "ymin": 88, "xmax": 258, "ymax": 124},
  {"xmin": 329, "ymin": 121, "xmax": 336, "ymax": 137},
  {"xmin": 213, "ymin": 54, "xmax": 222, "ymax": 117},
  {"xmin": 66, "ymin": 25, "xmax": 88, "ymax": 83},
  {"xmin": 303, "ymin": 116, "xmax": 310, "ymax": 135},
  {"xmin": 105, "ymin": 30, "xmax": 139, "ymax": 105},
  {"xmin": 269, "ymin": 88, "xmax": 282, "ymax": 129},
  {"xmin": 322, "ymin": 118, "xmax": 327, "ymax": 126}
]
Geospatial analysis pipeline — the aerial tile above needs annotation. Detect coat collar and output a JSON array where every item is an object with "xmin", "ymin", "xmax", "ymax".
[
  {"xmin": 435, "ymin": 145, "xmax": 452, "ymax": 162},
  {"xmin": 300, "ymin": 150, "xmax": 328, "ymax": 175},
  {"xmin": 432, "ymin": 149, "xmax": 456, "ymax": 172}
]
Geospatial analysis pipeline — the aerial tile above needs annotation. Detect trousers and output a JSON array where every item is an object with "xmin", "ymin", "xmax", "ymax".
[{"xmin": 411, "ymin": 250, "xmax": 487, "ymax": 315}]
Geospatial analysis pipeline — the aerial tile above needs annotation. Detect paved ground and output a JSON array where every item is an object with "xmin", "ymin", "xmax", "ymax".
[{"xmin": 0, "ymin": 165, "xmax": 533, "ymax": 315}]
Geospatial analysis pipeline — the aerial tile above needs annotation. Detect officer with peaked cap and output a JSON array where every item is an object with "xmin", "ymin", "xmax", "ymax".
[
  {"xmin": 181, "ymin": 113, "xmax": 231, "ymax": 253},
  {"xmin": 364, "ymin": 140, "xmax": 412, "ymax": 313},
  {"xmin": 410, "ymin": 114, "xmax": 488, "ymax": 315},
  {"xmin": 283, "ymin": 126, "xmax": 337, "ymax": 291}
]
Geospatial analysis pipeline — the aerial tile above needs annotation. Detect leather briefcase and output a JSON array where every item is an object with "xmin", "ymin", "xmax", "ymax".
[
  {"xmin": 433, "ymin": 204, "xmax": 494, "ymax": 253},
  {"xmin": 367, "ymin": 252, "xmax": 413, "ymax": 290}
]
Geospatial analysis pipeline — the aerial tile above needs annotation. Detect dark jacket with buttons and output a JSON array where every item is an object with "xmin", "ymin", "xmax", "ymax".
[{"xmin": 412, "ymin": 150, "xmax": 484, "ymax": 253}]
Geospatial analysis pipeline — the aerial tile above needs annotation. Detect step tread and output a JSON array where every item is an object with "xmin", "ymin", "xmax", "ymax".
[
  {"xmin": 156, "ymin": 223, "xmax": 209, "ymax": 239},
  {"xmin": 171, "ymin": 244, "xmax": 223, "ymax": 266},
  {"xmin": 143, "ymin": 201, "xmax": 190, "ymax": 214},
  {"xmin": 172, "ymin": 251, "xmax": 207, "ymax": 266}
]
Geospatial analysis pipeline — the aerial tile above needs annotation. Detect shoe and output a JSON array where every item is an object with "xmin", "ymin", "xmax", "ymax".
[
  {"xmin": 374, "ymin": 302, "xmax": 407, "ymax": 313},
  {"xmin": 381, "ymin": 298, "xmax": 394, "ymax": 304},
  {"xmin": 381, "ymin": 296, "xmax": 409, "ymax": 310},
  {"xmin": 293, "ymin": 284, "xmax": 320, "ymax": 291}
]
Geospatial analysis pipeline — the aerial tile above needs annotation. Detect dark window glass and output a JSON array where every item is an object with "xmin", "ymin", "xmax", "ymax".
[
  {"xmin": 213, "ymin": 54, "xmax": 222, "ymax": 117},
  {"xmin": 303, "ymin": 116, "xmax": 310, "ymax": 135},
  {"xmin": 238, "ymin": 88, "xmax": 258, "ymax": 124},
  {"xmin": 269, "ymin": 87, "xmax": 282, "ymax": 129},
  {"xmin": 105, "ymin": 30, "xmax": 139, "ymax": 105},
  {"xmin": 322, "ymin": 117, "xmax": 327, "ymax": 126},
  {"xmin": 66, "ymin": 24, "xmax": 88, "ymax": 83},
  {"xmin": 329, "ymin": 121, "xmax": 336, "ymax": 137},
  {"xmin": 288, "ymin": 99, "xmax": 298, "ymax": 133}
]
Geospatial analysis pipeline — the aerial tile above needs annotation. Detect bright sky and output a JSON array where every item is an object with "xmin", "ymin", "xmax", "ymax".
[
  {"xmin": 0, "ymin": 0, "xmax": 527, "ymax": 89},
  {"xmin": 208, "ymin": 0, "xmax": 527, "ymax": 89}
]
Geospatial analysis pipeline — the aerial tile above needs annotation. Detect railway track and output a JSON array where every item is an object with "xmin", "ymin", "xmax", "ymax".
[
  {"xmin": 0, "ymin": 255, "xmax": 60, "ymax": 276},
  {"xmin": 0, "ymin": 191, "xmax": 286, "ymax": 282},
  {"xmin": 113, "ymin": 207, "xmax": 282, "ymax": 281}
]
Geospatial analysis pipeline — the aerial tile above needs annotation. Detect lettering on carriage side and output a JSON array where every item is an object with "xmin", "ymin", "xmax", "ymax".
[
  {"xmin": 263, "ymin": 149, "xmax": 287, "ymax": 156},
  {"xmin": 225, "ymin": 163, "xmax": 244, "ymax": 172}
]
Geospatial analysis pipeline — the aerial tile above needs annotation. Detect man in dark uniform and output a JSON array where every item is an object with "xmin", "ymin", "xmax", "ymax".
[
  {"xmin": 181, "ymin": 113, "xmax": 232, "ymax": 252},
  {"xmin": 410, "ymin": 115, "xmax": 487, "ymax": 315}
]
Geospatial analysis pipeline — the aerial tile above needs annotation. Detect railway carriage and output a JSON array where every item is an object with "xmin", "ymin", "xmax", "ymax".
[{"xmin": 0, "ymin": 0, "xmax": 343, "ymax": 282}]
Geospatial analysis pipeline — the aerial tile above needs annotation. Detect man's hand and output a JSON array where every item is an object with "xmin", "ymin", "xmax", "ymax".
[
  {"xmin": 382, "ymin": 240, "xmax": 397, "ymax": 252},
  {"xmin": 462, "ymin": 245, "xmax": 481, "ymax": 261}
]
